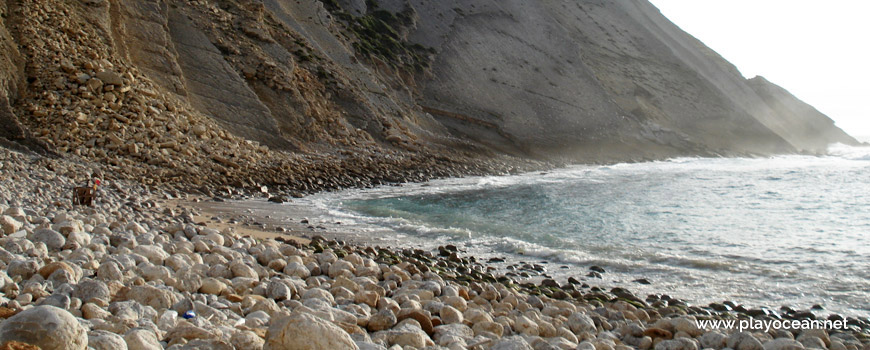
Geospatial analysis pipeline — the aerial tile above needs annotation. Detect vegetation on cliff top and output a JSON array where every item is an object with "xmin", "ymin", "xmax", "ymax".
[{"xmin": 324, "ymin": 3, "xmax": 434, "ymax": 72}]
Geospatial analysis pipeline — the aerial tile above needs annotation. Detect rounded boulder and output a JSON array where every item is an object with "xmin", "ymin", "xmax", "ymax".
[{"xmin": 0, "ymin": 305, "xmax": 87, "ymax": 350}]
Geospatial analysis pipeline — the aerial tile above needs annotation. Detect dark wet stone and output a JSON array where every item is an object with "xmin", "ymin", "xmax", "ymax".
[
  {"xmin": 540, "ymin": 279, "xmax": 560, "ymax": 288},
  {"xmin": 586, "ymin": 271, "xmax": 602, "ymax": 278},
  {"xmin": 687, "ymin": 306, "xmax": 711, "ymax": 316},
  {"xmin": 709, "ymin": 303, "xmax": 732, "ymax": 312},
  {"xmin": 745, "ymin": 309, "xmax": 767, "ymax": 317},
  {"xmin": 811, "ymin": 304, "xmax": 825, "ymax": 310},
  {"xmin": 633, "ymin": 278, "xmax": 651, "ymax": 285},
  {"xmin": 268, "ymin": 196, "xmax": 288, "ymax": 203},
  {"xmin": 551, "ymin": 290, "xmax": 570, "ymax": 299},
  {"xmin": 793, "ymin": 311, "xmax": 816, "ymax": 319},
  {"xmin": 448, "ymin": 253, "xmax": 462, "ymax": 263},
  {"xmin": 567, "ymin": 277, "xmax": 582, "ymax": 285},
  {"xmin": 589, "ymin": 265, "xmax": 606, "ymax": 273}
]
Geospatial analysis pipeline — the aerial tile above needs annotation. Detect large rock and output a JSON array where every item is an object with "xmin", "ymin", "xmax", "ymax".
[
  {"xmin": 264, "ymin": 312, "xmax": 359, "ymax": 350},
  {"xmin": 763, "ymin": 338, "xmax": 806, "ymax": 350},
  {"xmin": 366, "ymin": 309, "xmax": 397, "ymax": 332},
  {"xmin": 126, "ymin": 285, "xmax": 178, "ymax": 310},
  {"xmin": 266, "ymin": 280, "xmax": 292, "ymax": 301},
  {"xmin": 373, "ymin": 323, "xmax": 434, "ymax": 348},
  {"xmin": 230, "ymin": 262, "xmax": 259, "ymax": 279},
  {"xmin": 440, "ymin": 305, "xmax": 463, "ymax": 324},
  {"xmin": 199, "ymin": 277, "xmax": 226, "ymax": 295},
  {"xmin": 73, "ymin": 279, "xmax": 110, "ymax": 303},
  {"xmin": 491, "ymin": 336, "xmax": 533, "ymax": 350},
  {"xmin": 0, "ymin": 215, "xmax": 22, "ymax": 235},
  {"xmin": 88, "ymin": 330, "xmax": 128, "ymax": 350},
  {"xmin": 699, "ymin": 331, "xmax": 728, "ymax": 349},
  {"xmin": 95, "ymin": 71, "xmax": 124, "ymax": 86},
  {"xmin": 230, "ymin": 330, "xmax": 265, "ymax": 350},
  {"xmin": 31, "ymin": 228, "xmax": 65, "ymax": 251},
  {"xmin": 133, "ymin": 245, "xmax": 169, "ymax": 265},
  {"xmin": 7, "ymin": 260, "xmax": 39, "ymax": 279},
  {"xmin": 567, "ymin": 312, "xmax": 596, "ymax": 334},
  {"xmin": 0, "ymin": 305, "xmax": 88, "ymax": 350},
  {"xmin": 123, "ymin": 329, "xmax": 162, "ymax": 350},
  {"xmin": 656, "ymin": 338, "xmax": 700, "ymax": 350},
  {"xmin": 728, "ymin": 332, "xmax": 764, "ymax": 350}
]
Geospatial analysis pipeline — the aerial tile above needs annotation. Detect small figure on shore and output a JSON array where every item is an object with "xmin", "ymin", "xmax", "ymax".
[{"xmin": 72, "ymin": 178, "xmax": 100, "ymax": 206}]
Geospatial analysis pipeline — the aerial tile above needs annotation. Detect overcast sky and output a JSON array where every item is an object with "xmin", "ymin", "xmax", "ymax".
[{"xmin": 649, "ymin": 0, "xmax": 870, "ymax": 137}]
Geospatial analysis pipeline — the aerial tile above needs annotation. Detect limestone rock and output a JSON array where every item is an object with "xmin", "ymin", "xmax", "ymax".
[
  {"xmin": 7, "ymin": 260, "xmax": 39, "ymax": 280},
  {"xmin": 672, "ymin": 317, "xmax": 703, "ymax": 337},
  {"xmin": 567, "ymin": 312, "xmax": 596, "ymax": 334},
  {"xmin": 655, "ymin": 338, "xmax": 699, "ymax": 350},
  {"xmin": 264, "ymin": 312, "xmax": 358, "ymax": 350},
  {"xmin": 32, "ymin": 228, "xmax": 65, "ymax": 251},
  {"xmin": 440, "ymin": 304, "xmax": 463, "ymax": 325},
  {"xmin": 88, "ymin": 330, "xmax": 128, "ymax": 350},
  {"xmin": 699, "ymin": 331, "xmax": 727, "ymax": 349},
  {"xmin": 230, "ymin": 262, "xmax": 259, "ymax": 279},
  {"xmin": 367, "ymin": 309, "xmax": 397, "ymax": 332},
  {"xmin": 199, "ymin": 277, "xmax": 226, "ymax": 295},
  {"xmin": 191, "ymin": 125, "xmax": 207, "ymax": 136},
  {"xmin": 123, "ymin": 329, "xmax": 162, "ymax": 350},
  {"xmin": 95, "ymin": 71, "xmax": 124, "ymax": 86},
  {"xmin": 73, "ymin": 279, "xmax": 110, "ymax": 303},
  {"xmin": 0, "ymin": 216, "xmax": 22, "ymax": 235},
  {"xmin": 81, "ymin": 303, "xmax": 112, "ymax": 320},
  {"xmin": 798, "ymin": 330, "xmax": 830, "ymax": 348},
  {"xmin": 491, "ymin": 335, "xmax": 533, "ymax": 350},
  {"xmin": 728, "ymin": 332, "xmax": 764, "ymax": 350},
  {"xmin": 0, "ymin": 305, "xmax": 87, "ymax": 350},
  {"xmin": 230, "ymin": 330, "xmax": 264, "ymax": 350},
  {"xmin": 266, "ymin": 280, "xmax": 292, "ymax": 301},
  {"xmin": 283, "ymin": 262, "xmax": 310, "ymax": 279},
  {"xmin": 763, "ymin": 338, "xmax": 806, "ymax": 350},
  {"xmin": 126, "ymin": 285, "xmax": 178, "ymax": 310},
  {"xmin": 133, "ymin": 245, "xmax": 169, "ymax": 264}
]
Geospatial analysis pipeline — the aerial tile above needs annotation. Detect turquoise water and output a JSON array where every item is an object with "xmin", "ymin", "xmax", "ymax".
[{"xmin": 307, "ymin": 144, "xmax": 870, "ymax": 317}]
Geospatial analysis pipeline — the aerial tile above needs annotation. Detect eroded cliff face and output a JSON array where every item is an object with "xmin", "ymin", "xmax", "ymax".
[
  {"xmin": 393, "ymin": 0, "xmax": 857, "ymax": 159},
  {"xmin": 0, "ymin": 0, "xmax": 857, "ymax": 191}
]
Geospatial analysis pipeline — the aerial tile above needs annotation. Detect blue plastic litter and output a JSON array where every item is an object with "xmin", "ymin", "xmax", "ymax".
[{"xmin": 182, "ymin": 310, "xmax": 196, "ymax": 319}]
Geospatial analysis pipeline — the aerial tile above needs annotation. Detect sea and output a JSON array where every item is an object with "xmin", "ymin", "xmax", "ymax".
[{"xmin": 252, "ymin": 143, "xmax": 870, "ymax": 318}]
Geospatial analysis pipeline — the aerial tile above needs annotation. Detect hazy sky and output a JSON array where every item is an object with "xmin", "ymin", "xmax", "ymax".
[{"xmin": 649, "ymin": 0, "xmax": 870, "ymax": 137}]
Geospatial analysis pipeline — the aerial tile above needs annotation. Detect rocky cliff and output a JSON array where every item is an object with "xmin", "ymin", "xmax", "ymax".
[{"xmin": 0, "ymin": 0, "xmax": 857, "ymax": 191}]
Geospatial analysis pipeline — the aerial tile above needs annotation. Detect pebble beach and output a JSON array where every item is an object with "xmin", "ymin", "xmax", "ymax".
[{"xmin": 0, "ymin": 147, "xmax": 869, "ymax": 350}]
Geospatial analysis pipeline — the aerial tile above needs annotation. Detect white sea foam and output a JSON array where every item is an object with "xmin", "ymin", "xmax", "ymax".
[{"xmin": 828, "ymin": 142, "xmax": 870, "ymax": 160}]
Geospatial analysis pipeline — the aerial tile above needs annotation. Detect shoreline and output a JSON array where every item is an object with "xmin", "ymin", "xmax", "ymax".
[
  {"xmin": 181, "ymin": 190, "xmax": 870, "ymax": 321},
  {"xmin": 0, "ymin": 147, "xmax": 868, "ymax": 349}
]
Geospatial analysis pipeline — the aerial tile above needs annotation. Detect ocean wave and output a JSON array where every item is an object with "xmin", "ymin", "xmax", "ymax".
[{"xmin": 828, "ymin": 143, "xmax": 870, "ymax": 160}]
